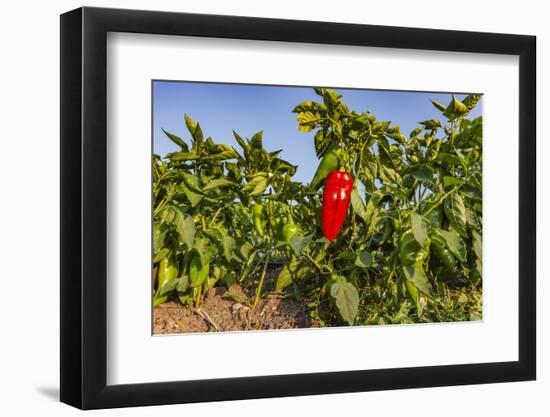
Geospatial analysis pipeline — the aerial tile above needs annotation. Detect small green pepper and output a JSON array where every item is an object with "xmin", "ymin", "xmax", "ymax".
[
  {"xmin": 189, "ymin": 253, "xmax": 210, "ymax": 288},
  {"xmin": 158, "ymin": 253, "xmax": 178, "ymax": 289},
  {"xmin": 310, "ymin": 147, "xmax": 341, "ymax": 189},
  {"xmin": 431, "ymin": 234, "xmax": 457, "ymax": 271},
  {"xmin": 252, "ymin": 204, "xmax": 266, "ymax": 237},
  {"xmin": 400, "ymin": 230, "xmax": 426, "ymax": 266}
]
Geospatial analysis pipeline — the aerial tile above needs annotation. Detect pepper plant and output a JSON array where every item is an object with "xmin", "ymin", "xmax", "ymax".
[{"xmin": 153, "ymin": 87, "xmax": 482, "ymax": 328}]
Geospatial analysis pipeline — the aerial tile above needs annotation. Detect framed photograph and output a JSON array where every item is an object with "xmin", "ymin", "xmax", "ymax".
[{"xmin": 60, "ymin": 6, "xmax": 536, "ymax": 409}]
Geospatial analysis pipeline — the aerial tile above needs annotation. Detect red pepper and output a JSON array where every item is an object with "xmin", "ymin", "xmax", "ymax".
[{"xmin": 322, "ymin": 170, "xmax": 353, "ymax": 242}]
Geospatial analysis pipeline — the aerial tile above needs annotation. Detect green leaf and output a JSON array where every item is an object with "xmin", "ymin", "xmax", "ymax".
[
  {"xmin": 462, "ymin": 94, "xmax": 482, "ymax": 110},
  {"xmin": 167, "ymin": 151, "xmax": 199, "ymax": 161},
  {"xmin": 242, "ymin": 176, "xmax": 268, "ymax": 196},
  {"xmin": 276, "ymin": 263, "xmax": 293, "ymax": 292},
  {"xmin": 411, "ymin": 213, "xmax": 428, "ymax": 247},
  {"xmin": 330, "ymin": 280, "xmax": 359, "ymax": 326},
  {"xmin": 203, "ymin": 178, "xmax": 236, "ymax": 191},
  {"xmin": 222, "ymin": 236, "xmax": 236, "ymax": 262},
  {"xmin": 419, "ymin": 119, "xmax": 442, "ymax": 130},
  {"xmin": 410, "ymin": 166, "xmax": 434, "ymax": 182},
  {"xmin": 289, "ymin": 234, "xmax": 312, "ymax": 256},
  {"xmin": 182, "ymin": 173, "xmax": 203, "ymax": 194},
  {"xmin": 437, "ymin": 153, "xmax": 465, "ymax": 168},
  {"xmin": 296, "ymin": 111, "xmax": 322, "ymax": 132},
  {"xmin": 402, "ymin": 265, "xmax": 432, "ymax": 297},
  {"xmin": 355, "ymin": 251, "xmax": 373, "ymax": 268},
  {"xmin": 472, "ymin": 230, "xmax": 482, "ymax": 260},
  {"xmin": 437, "ymin": 229, "xmax": 467, "ymax": 262},
  {"xmin": 350, "ymin": 187, "xmax": 367, "ymax": 220},
  {"xmin": 443, "ymin": 176, "xmax": 464, "ymax": 187},
  {"xmin": 179, "ymin": 215, "xmax": 196, "ymax": 248},
  {"xmin": 153, "ymin": 248, "xmax": 169, "ymax": 263},
  {"xmin": 430, "ymin": 100, "xmax": 447, "ymax": 112},
  {"xmin": 444, "ymin": 95, "xmax": 469, "ymax": 120},
  {"xmin": 184, "ymin": 114, "xmax": 204, "ymax": 144},
  {"xmin": 443, "ymin": 193, "xmax": 467, "ymax": 237},
  {"xmin": 176, "ymin": 275, "xmax": 189, "ymax": 293},
  {"xmin": 161, "ymin": 128, "xmax": 188, "ymax": 151},
  {"xmin": 180, "ymin": 182, "xmax": 203, "ymax": 207}
]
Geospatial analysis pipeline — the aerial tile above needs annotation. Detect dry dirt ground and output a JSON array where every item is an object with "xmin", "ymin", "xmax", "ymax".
[{"xmin": 153, "ymin": 285, "xmax": 320, "ymax": 334}]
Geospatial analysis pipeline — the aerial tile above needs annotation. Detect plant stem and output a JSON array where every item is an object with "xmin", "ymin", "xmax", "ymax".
[
  {"xmin": 208, "ymin": 207, "xmax": 223, "ymax": 227},
  {"xmin": 195, "ymin": 285, "xmax": 202, "ymax": 308},
  {"xmin": 423, "ymin": 185, "xmax": 460, "ymax": 216},
  {"xmin": 252, "ymin": 253, "xmax": 270, "ymax": 310}
]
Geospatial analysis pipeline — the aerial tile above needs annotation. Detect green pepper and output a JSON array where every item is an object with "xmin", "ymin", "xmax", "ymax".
[
  {"xmin": 158, "ymin": 253, "xmax": 178, "ymax": 289},
  {"xmin": 189, "ymin": 253, "xmax": 210, "ymax": 288},
  {"xmin": 280, "ymin": 223, "xmax": 299, "ymax": 242},
  {"xmin": 310, "ymin": 147, "xmax": 341, "ymax": 189},
  {"xmin": 252, "ymin": 204, "xmax": 266, "ymax": 237},
  {"xmin": 431, "ymin": 234, "xmax": 457, "ymax": 271},
  {"xmin": 400, "ymin": 230, "xmax": 426, "ymax": 266},
  {"xmin": 379, "ymin": 218, "xmax": 394, "ymax": 243}
]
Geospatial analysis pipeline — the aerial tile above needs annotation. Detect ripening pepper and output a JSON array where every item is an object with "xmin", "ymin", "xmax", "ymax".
[
  {"xmin": 430, "ymin": 234, "xmax": 457, "ymax": 271},
  {"xmin": 252, "ymin": 204, "xmax": 266, "ymax": 237},
  {"xmin": 310, "ymin": 147, "xmax": 341, "ymax": 189},
  {"xmin": 322, "ymin": 170, "xmax": 353, "ymax": 242},
  {"xmin": 400, "ymin": 230, "xmax": 427, "ymax": 267},
  {"xmin": 279, "ymin": 215, "xmax": 299, "ymax": 243},
  {"xmin": 158, "ymin": 253, "xmax": 178, "ymax": 289}
]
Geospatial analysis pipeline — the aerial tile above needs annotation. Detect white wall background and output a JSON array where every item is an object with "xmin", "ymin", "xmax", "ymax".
[{"xmin": 0, "ymin": 0, "xmax": 545, "ymax": 415}]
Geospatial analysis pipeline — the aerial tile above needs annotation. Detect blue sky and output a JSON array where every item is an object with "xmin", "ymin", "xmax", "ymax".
[{"xmin": 153, "ymin": 81, "xmax": 482, "ymax": 184}]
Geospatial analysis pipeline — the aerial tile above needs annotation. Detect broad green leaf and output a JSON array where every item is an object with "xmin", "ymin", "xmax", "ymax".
[
  {"xmin": 296, "ymin": 111, "xmax": 322, "ymax": 132},
  {"xmin": 443, "ymin": 193, "xmax": 467, "ymax": 237},
  {"xmin": 276, "ymin": 263, "xmax": 293, "ymax": 292},
  {"xmin": 410, "ymin": 166, "xmax": 434, "ymax": 182},
  {"xmin": 472, "ymin": 230, "xmax": 482, "ymax": 260},
  {"xmin": 437, "ymin": 153, "xmax": 465, "ymax": 168},
  {"xmin": 330, "ymin": 280, "xmax": 359, "ymax": 326},
  {"xmin": 182, "ymin": 173, "xmax": 203, "ymax": 194},
  {"xmin": 222, "ymin": 236, "xmax": 236, "ymax": 262},
  {"xmin": 203, "ymin": 178, "xmax": 236, "ymax": 191},
  {"xmin": 461, "ymin": 184, "xmax": 482, "ymax": 200},
  {"xmin": 438, "ymin": 229, "xmax": 466, "ymax": 262},
  {"xmin": 242, "ymin": 176, "xmax": 268, "ymax": 196},
  {"xmin": 289, "ymin": 234, "xmax": 312, "ymax": 256},
  {"xmin": 179, "ymin": 215, "xmax": 196, "ymax": 248},
  {"xmin": 180, "ymin": 182, "xmax": 203, "ymax": 207},
  {"xmin": 350, "ymin": 187, "xmax": 367, "ymax": 220},
  {"xmin": 355, "ymin": 251, "xmax": 373, "ymax": 268},
  {"xmin": 176, "ymin": 275, "xmax": 189, "ymax": 293},
  {"xmin": 411, "ymin": 213, "xmax": 428, "ymax": 246},
  {"xmin": 239, "ymin": 241, "xmax": 253, "ymax": 260},
  {"xmin": 402, "ymin": 265, "xmax": 432, "ymax": 297},
  {"xmin": 157, "ymin": 278, "xmax": 179, "ymax": 297},
  {"xmin": 153, "ymin": 248, "xmax": 169, "ymax": 263}
]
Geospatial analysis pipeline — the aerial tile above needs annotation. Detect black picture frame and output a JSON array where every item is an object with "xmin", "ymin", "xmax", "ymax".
[{"xmin": 60, "ymin": 6, "xmax": 536, "ymax": 410}]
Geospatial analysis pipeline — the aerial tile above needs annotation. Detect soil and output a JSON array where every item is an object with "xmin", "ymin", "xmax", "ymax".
[{"xmin": 154, "ymin": 284, "xmax": 320, "ymax": 334}]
